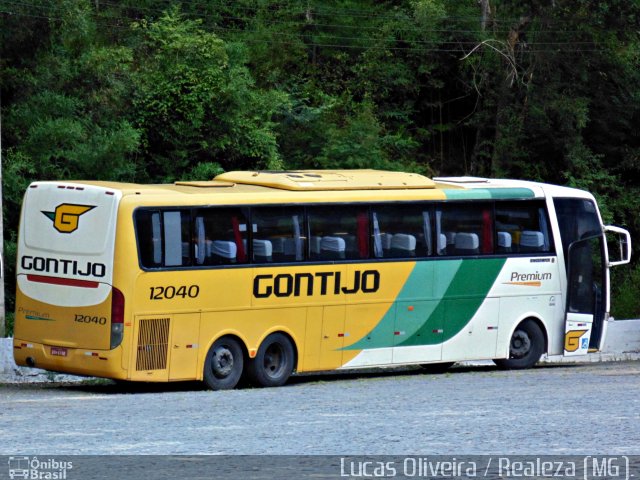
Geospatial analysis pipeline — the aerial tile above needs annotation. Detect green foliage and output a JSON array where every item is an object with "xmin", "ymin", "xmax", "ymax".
[
  {"xmin": 131, "ymin": 8, "xmax": 287, "ymax": 181},
  {"xmin": 314, "ymin": 99, "xmax": 387, "ymax": 170},
  {"xmin": 611, "ymin": 264, "xmax": 640, "ymax": 320},
  {"xmin": 563, "ymin": 143, "xmax": 620, "ymax": 224},
  {"xmin": 182, "ymin": 162, "xmax": 225, "ymax": 181}
]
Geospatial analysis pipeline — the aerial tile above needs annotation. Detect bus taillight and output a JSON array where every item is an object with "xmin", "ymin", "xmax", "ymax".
[{"xmin": 110, "ymin": 287, "xmax": 125, "ymax": 349}]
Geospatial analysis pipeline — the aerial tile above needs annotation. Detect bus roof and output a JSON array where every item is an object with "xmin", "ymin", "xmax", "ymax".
[{"xmin": 31, "ymin": 171, "xmax": 593, "ymax": 203}]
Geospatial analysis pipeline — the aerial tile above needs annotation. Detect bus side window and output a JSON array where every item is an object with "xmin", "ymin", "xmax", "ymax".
[
  {"xmin": 495, "ymin": 201, "xmax": 552, "ymax": 254},
  {"xmin": 135, "ymin": 209, "xmax": 192, "ymax": 268},
  {"xmin": 193, "ymin": 208, "xmax": 249, "ymax": 266},
  {"xmin": 436, "ymin": 203, "xmax": 494, "ymax": 256},
  {"xmin": 252, "ymin": 206, "xmax": 306, "ymax": 263},
  {"xmin": 308, "ymin": 205, "xmax": 369, "ymax": 260},
  {"xmin": 371, "ymin": 204, "xmax": 431, "ymax": 258},
  {"xmin": 136, "ymin": 210, "xmax": 163, "ymax": 268}
]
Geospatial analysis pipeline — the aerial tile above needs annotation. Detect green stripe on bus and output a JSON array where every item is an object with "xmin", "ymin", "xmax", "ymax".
[
  {"xmin": 343, "ymin": 258, "xmax": 506, "ymax": 350},
  {"xmin": 398, "ymin": 258, "xmax": 506, "ymax": 346},
  {"xmin": 26, "ymin": 315, "xmax": 55, "ymax": 321},
  {"xmin": 444, "ymin": 188, "xmax": 535, "ymax": 200}
]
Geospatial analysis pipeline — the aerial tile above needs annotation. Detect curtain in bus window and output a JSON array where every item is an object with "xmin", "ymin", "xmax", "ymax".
[
  {"xmin": 538, "ymin": 208, "xmax": 550, "ymax": 251},
  {"xmin": 372, "ymin": 212, "xmax": 383, "ymax": 258},
  {"xmin": 482, "ymin": 208, "xmax": 493, "ymax": 254},
  {"xmin": 435, "ymin": 209, "xmax": 444, "ymax": 255},
  {"xmin": 231, "ymin": 216, "xmax": 247, "ymax": 262},
  {"xmin": 195, "ymin": 216, "xmax": 206, "ymax": 265},
  {"xmin": 422, "ymin": 211, "xmax": 432, "ymax": 256},
  {"xmin": 357, "ymin": 211, "xmax": 369, "ymax": 259},
  {"xmin": 163, "ymin": 211, "xmax": 184, "ymax": 266},
  {"xmin": 292, "ymin": 215, "xmax": 303, "ymax": 261}
]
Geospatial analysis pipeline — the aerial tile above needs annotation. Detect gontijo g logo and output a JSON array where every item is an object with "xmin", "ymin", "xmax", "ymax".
[{"xmin": 42, "ymin": 204, "xmax": 95, "ymax": 234}]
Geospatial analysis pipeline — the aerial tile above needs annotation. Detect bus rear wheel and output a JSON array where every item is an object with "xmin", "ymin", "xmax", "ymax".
[
  {"xmin": 494, "ymin": 320, "xmax": 544, "ymax": 370},
  {"xmin": 203, "ymin": 337, "xmax": 244, "ymax": 390},
  {"xmin": 247, "ymin": 333, "xmax": 295, "ymax": 388}
]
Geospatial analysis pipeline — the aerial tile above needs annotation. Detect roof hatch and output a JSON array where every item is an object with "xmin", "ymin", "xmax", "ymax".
[{"xmin": 214, "ymin": 170, "xmax": 435, "ymax": 191}]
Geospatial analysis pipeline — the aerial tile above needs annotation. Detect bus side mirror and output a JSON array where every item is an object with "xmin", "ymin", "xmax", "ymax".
[{"xmin": 605, "ymin": 225, "xmax": 631, "ymax": 267}]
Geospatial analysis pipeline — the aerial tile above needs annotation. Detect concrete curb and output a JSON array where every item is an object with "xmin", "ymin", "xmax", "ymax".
[{"xmin": 2, "ymin": 319, "xmax": 639, "ymax": 384}]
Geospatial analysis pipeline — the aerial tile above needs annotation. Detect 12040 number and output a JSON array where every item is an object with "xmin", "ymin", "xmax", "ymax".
[{"xmin": 149, "ymin": 285, "xmax": 200, "ymax": 300}]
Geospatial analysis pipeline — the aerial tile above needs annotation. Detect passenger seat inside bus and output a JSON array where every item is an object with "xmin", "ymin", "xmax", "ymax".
[
  {"xmin": 319, "ymin": 236, "xmax": 346, "ymax": 260},
  {"xmin": 389, "ymin": 233, "xmax": 417, "ymax": 257},
  {"xmin": 208, "ymin": 240, "xmax": 237, "ymax": 264},
  {"xmin": 519, "ymin": 230, "xmax": 545, "ymax": 253},
  {"xmin": 437, "ymin": 233, "xmax": 447, "ymax": 255},
  {"xmin": 454, "ymin": 232, "xmax": 479, "ymax": 255},
  {"xmin": 497, "ymin": 231, "xmax": 512, "ymax": 253},
  {"xmin": 252, "ymin": 239, "xmax": 273, "ymax": 263}
]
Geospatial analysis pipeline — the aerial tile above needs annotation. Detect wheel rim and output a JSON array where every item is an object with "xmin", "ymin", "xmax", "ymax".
[
  {"xmin": 510, "ymin": 329, "xmax": 531, "ymax": 358},
  {"xmin": 263, "ymin": 343, "xmax": 286, "ymax": 379},
  {"xmin": 212, "ymin": 345, "xmax": 235, "ymax": 378}
]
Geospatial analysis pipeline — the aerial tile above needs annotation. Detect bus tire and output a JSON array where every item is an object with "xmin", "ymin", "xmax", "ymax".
[
  {"xmin": 494, "ymin": 320, "xmax": 544, "ymax": 370},
  {"xmin": 247, "ymin": 333, "xmax": 295, "ymax": 388},
  {"xmin": 203, "ymin": 336, "xmax": 244, "ymax": 390}
]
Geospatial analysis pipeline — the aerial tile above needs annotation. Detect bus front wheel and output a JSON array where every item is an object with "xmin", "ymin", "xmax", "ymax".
[
  {"xmin": 494, "ymin": 320, "xmax": 544, "ymax": 370},
  {"xmin": 203, "ymin": 336, "xmax": 244, "ymax": 390},
  {"xmin": 247, "ymin": 333, "xmax": 295, "ymax": 388}
]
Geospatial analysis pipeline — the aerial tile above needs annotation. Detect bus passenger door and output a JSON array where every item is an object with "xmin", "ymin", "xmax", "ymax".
[{"xmin": 564, "ymin": 235, "xmax": 605, "ymax": 356}]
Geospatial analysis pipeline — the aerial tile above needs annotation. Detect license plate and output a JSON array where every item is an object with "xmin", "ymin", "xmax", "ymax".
[{"xmin": 51, "ymin": 347, "xmax": 68, "ymax": 357}]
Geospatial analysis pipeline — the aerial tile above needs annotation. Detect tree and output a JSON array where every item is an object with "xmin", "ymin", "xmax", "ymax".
[
  {"xmin": 1, "ymin": 0, "xmax": 140, "ymax": 317},
  {"xmin": 131, "ymin": 7, "xmax": 287, "ymax": 181}
]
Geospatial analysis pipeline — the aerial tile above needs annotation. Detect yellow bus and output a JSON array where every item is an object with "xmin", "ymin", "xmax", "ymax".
[{"xmin": 13, "ymin": 170, "xmax": 631, "ymax": 389}]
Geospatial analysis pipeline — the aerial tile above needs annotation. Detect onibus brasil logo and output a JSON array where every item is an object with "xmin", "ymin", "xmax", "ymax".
[
  {"xmin": 42, "ymin": 204, "xmax": 95, "ymax": 234},
  {"xmin": 8, "ymin": 456, "xmax": 73, "ymax": 479}
]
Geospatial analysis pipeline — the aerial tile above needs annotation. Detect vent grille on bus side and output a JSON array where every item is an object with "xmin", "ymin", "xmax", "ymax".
[{"xmin": 136, "ymin": 318, "xmax": 170, "ymax": 371}]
